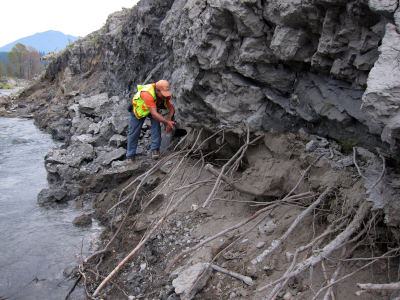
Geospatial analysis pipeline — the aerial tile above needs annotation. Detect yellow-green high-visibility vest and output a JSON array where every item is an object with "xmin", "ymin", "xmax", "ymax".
[{"xmin": 131, "ymin": 84, "xmax": 168, "ymax": 119}]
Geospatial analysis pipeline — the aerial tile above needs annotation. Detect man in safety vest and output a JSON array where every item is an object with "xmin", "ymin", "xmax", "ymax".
[{"xmin": 126, "ymin": 80, "xmax": 176, "ymax": 162}]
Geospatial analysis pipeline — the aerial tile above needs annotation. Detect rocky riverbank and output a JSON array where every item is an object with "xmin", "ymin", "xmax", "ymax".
[
  {"xmin": 4, "ymin": 95, "xmax": 400, "ymax": 299},
  {"xmin": 0, "ymin": 79, "xmax": 31, "ymax": 117},
  {"xmin": 3, "ymin": 0, "xmax": 400, "ymax": 299}
]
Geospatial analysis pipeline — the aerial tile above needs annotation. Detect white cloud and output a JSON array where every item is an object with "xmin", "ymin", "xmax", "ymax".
[{"xmin": 0, "ymin": 0, "xmax": 139, "ymax": 47}]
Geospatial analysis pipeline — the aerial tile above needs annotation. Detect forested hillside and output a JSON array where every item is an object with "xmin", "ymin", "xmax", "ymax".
[{"xmin": 0, "ymin": 30, "xmax": 79, "ymax": 53}]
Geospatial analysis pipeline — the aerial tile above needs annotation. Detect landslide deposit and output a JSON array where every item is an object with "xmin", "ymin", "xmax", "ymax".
[{"xmin": 2, "ymin": 0, "xmax": 400, "ymax": 299}]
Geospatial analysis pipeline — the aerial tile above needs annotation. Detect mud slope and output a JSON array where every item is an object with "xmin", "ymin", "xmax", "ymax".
[{"xmin": 77, "ymin": 131, "xmax": 399, "ymax": 300}]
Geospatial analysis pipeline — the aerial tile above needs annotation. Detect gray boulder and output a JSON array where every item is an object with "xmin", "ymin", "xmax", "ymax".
[
  {"xmin": 78, "ymin": 93, "xmax": 111, "ymax": 117},
  {"xmin": 368, "ymin": 0, "xmax": 398, "ymax": 17},
  {"xmin": 172, "ymin": 263, "xmax": 212, "ymax": 300},
  {"xmin": 37, "ymin": 188, "xmax": 68, "ymax": 205},
  {"xmin": 72, "ymin": 214, "xmax": 92, "ymax": 227},
  {"xmin": 362, "ymin": 23, "xmax": 400, "ymax": 152},
  {"xmin": 45, "ymin": 143, "xmax": 95, "ymax": 167}
]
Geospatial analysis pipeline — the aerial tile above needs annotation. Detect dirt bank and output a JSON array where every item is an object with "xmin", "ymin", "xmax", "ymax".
[
  {"xmin": 0, "ymin": 80, "xmax": 32, "ymax": 118},
  {"xmin": 74, "ymin": 130, "xmax": 398, "ymax": 300}
]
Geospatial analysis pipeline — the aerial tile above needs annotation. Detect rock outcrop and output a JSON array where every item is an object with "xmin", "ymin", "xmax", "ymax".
[
  {"xmin": 21, "ymin": 0, "xmax": 400, "ymax": 152},
  {"xmin": 12, "ymin": 0, "xmax": 399, "ymax": 214}
]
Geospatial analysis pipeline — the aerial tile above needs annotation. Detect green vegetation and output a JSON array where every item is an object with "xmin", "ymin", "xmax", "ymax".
[
  {"xmin": 338, "ymin": 138, "xmax": 357, "ymax": 154},
  {"xmin": 0, "ymin": 83, "xmax": 12, "ymax": 89},
  {"xmin": 91, "ymin": 34, "xmax": 99, "ymax": 44},
  {"xmin": 0, "ymin": 44, "xmax": 44, "ymax": 79}
]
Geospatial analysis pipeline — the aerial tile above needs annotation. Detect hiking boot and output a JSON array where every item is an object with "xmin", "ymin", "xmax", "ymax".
[
  {"xmin": 126, "ymin": 158, "xmax": 135, "ymax": 163},
  {"xmin": 151, "ymin": 150, "xmax": 160, "ymax": 160}
]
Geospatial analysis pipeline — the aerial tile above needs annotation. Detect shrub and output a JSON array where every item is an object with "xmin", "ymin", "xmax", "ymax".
[
  {"xmin": 0, "ymin": 83, "xmax": 12, "ymax": 89},
  {"xmin": 338, "ymin": 138, "xmax": 357, "ymax": 154},
  {"xmin": 92, "ymin": 35, "xmax": 99, "ymax": 44}
]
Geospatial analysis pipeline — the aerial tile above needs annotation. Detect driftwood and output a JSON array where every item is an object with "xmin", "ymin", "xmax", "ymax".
[
  {"xmin": 310, "ymin": 247, "xmax": 400, "ymax": 300},
  {"xmin": 92, "ymin": 184, "xmax": 203, "ymax": 297},
  {"xmin": 322, "ymin": 247, "xmax": 346, "ymax": 300},
  {"xmin": 252, "ymin": 186, "xmax": 333, "ymax": 265},
  {"xmin": 201, "ymin": 134, "xmax": 265, "ymax": 208},
  {"xmin": 165, "ymin": 200, "xmax": 287, "ymax": 273},
  {"xmin": 258, "ymin": 200, "xmax": 372, "ymax": 295},
  {"xmin": 85, "ymin": 152, "xmax": 186, "ymax": 263},
  {"xmin": 211, "ymin": 264, "xmax": 254, "ymax": 286}
]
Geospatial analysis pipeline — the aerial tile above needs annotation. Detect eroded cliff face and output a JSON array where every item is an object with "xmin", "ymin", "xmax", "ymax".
[
  {"xmin": 161, "ymin": 0, "xmax": 398, "ymax": 150},
  {"xmin": 22, "ymin": 0, "xmax": 399, "ymax": 155},
  {"xmin": 14, "ymin": 0, "xmax": 400, "ymax": 204}
]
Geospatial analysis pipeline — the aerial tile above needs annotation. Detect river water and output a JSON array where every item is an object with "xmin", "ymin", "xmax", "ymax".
[{"xmin": 0, "ymin": 117, "xmax": 102, "ymax": 299}]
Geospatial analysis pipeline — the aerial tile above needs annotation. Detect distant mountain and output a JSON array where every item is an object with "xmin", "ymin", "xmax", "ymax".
[{"xmin": 0, "ymin": 30, "xmax": 80, "ymax": 53}]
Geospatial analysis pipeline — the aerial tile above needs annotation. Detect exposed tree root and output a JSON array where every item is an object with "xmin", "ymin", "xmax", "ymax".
[
  {"xmin": 258, "ymin": 200, "xmax": 373, "ymax": 297},
  {"xmin": 309, "ymin": 246, "xmax": 400, "ymax": 299},
  {"xmin": 85, "ymin": 151, "xmax": 187, "ymax": 263},
  {"xmin": 252, "ymin": 186, "xmax": 333, "ymax": 265},
  {"xmin": 322, "ymin": 247, "xmax": 346, "ymax": 300},
  {"xmin": 81, "ymin": 129, "xmax": 395, "ymax": 300},
  {"xmin": 210, "ymin": 264, "xmax": 254, "ymax": 286},
  {"xmin": 92, "ymin": 181, "xmax": 204, "ymax": 297},
  {"xmin": 201, "ymin": 134, "xmax": 264, "ymax": 208},
  {"xmin": 358, "ymin": 282, "xmax": 400, "ymax": 291},
  {"xmin": 165, "ymin": 200, "xmax": 295, "ymax": 273}
]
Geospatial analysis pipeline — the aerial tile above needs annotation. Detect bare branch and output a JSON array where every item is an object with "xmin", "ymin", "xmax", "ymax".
[
  {"xmin": 357, "ymin": 282, "xmax": 400, "ymax": 291},
  {"xmin": 367, "ymin": 153, "xmax": 386, "ymax": 193},
  {"xmin": 166, "ymin": 200, "xmax": 283, "ymax": 273},
  {"xmin": 284, "ymin": 154, "xmax": 323, "ymax": 199},
  {"xmin": 258, "ymin": 200, "xmax": 372, "ymax": 293},
  {"xmin": 252, "ymin": 186, "xmax": 333, "ymax": 265},
  {"xmin": 353, "ymin": 147, "xmax": 370, "ymax": 184},
  {"xmin": 211, "ymin": 264, "xmax": 254, "ymax": 286},
  {"xmin": 202, "ymin": 134, "xmax": 265, "ymax": 208}
]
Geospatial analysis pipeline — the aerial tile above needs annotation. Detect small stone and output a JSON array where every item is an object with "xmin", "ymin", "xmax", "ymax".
[
  {"xmin": 278, "ymin": 290, "xmax": 286, "ymax": 298},
  {"xmin": 259, "ymin": 220, "xmax": 277, "ymax": 234},
  {"xmin": 286, "ymin": 252, "xmax": 294, "ymax": 263},
  {"xmin": 140, "ymin": 263, "xmax": 146, "ymax": 271},
  {"xmin": 306, "ymin": 140, "xmax": 319, "ymax": 152},
  {"xmin": 72, "ymin": 214, "xmax": 92, "ymax": 227},
  {"xmin": 327, "ymin": 214, "xmax": 336, "ymax": 223},
  {"xmin": 283, "ymin": 291, "xmax": 292, "ymax": 300},
  {"xmin": 263, "ymin": 266, "xmax": 275, "ymax": 272},
  {"xmin": 256, "ymin": 242, "xmax": 265, "ymax": 248}
]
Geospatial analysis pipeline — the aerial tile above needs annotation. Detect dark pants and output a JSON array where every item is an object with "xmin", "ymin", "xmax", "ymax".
[{"xmin": 126, "ymin": 112, "xmax": 161, "ymax": 159}]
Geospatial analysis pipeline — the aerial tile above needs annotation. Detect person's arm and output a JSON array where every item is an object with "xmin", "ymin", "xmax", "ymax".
[
  {"xmin": 149, "ymin": 107, "xmax": 176, "ymax": 132},
  {"xmin": 168, "ymin": 106, "xmax": 175, "ymax": 121}
]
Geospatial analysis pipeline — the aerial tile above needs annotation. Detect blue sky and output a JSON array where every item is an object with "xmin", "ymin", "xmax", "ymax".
[{"xmin": 0, "ymin": 0, "xmax": 139, "ymax": 48}]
